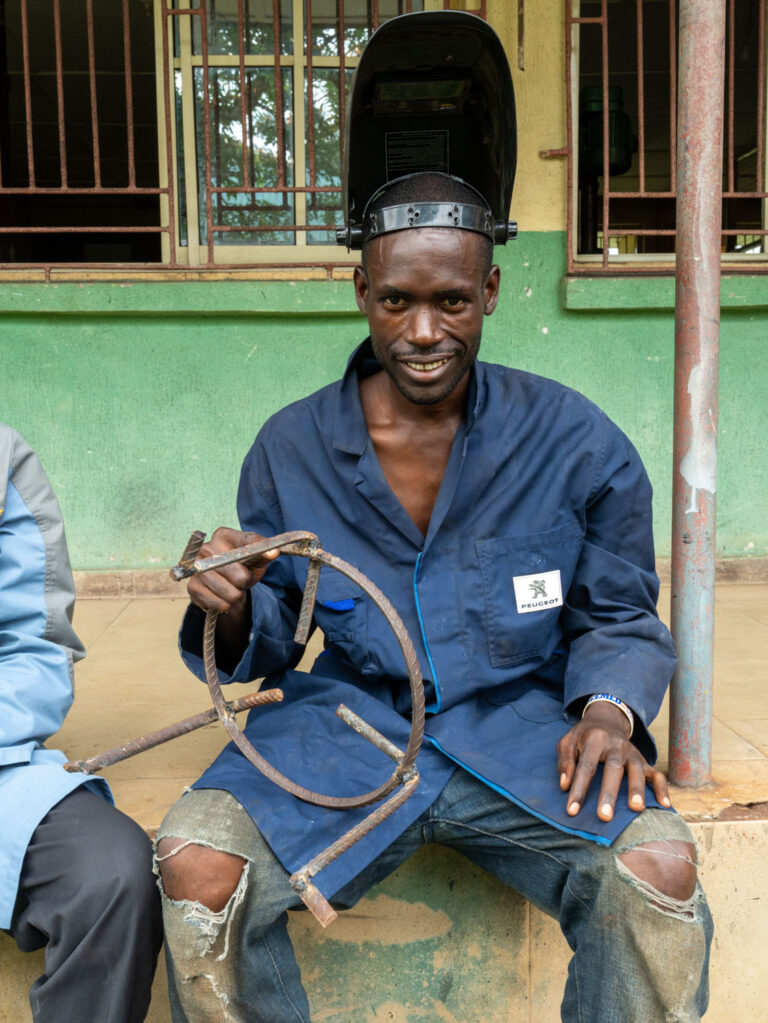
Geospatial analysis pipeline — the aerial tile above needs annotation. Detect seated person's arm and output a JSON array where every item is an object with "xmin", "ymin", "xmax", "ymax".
[
  {"xmin": 0, "ymin": 427, "xmax": 85, "ymax": 763},
  {"xmin": 557, "ymin": 425, "xmax": 674, "ymax": 822}
]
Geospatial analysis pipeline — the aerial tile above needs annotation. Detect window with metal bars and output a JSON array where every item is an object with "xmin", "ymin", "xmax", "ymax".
[
  {"xmin": 0, "ymin": 0, "xmax": 487, "ymax": 272},
  {"xmin": 567, "ymin": 0, "xmax": 768, "ymax": 273}
]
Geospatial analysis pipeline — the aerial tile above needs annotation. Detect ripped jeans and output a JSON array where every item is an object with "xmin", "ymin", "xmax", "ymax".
[{"xmin": 155, "ymin": 769, "xmax": 712, "ymax": 1023}]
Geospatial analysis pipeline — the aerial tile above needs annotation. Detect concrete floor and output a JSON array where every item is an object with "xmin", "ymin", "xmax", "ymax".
[{"xmin": 1, "ymin": 584, "xmax": 767, "ymax": 1021}]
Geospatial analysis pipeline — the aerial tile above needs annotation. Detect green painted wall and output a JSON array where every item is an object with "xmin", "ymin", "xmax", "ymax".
[{"xmin": 1, "ymin": 231, "xmax": 766, "ymax": 568}]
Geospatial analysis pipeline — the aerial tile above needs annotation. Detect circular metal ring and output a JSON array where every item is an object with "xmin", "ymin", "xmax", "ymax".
[{"xmin": 200, "ymin": 533, "xmax": 425, "ymax": 810}]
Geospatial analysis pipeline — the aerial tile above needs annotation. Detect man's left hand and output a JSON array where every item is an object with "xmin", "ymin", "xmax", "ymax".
[{"xmin": 556, "ymin": 701, "xmax": 671, "ymax": 822}]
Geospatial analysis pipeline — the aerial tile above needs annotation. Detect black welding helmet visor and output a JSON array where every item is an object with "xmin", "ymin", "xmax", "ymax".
[{"xmin": 337, "ymin": 10, "xmax": 517, "ymax": 250}]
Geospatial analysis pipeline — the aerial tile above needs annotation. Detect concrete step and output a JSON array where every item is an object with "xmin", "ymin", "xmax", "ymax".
[{"xmin": 2, "ymin": 817, "xmax": 766, "ymax": 1022}]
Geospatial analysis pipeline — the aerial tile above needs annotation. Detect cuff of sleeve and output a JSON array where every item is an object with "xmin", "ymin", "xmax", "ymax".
[
  {"xmin": 178, "ymin": 601, "xmax": 260, "ymax": 685},
  {"xmin": 179, "ymin": 602, "xmax": 206, "ymax": 661},
  {"xmin": 565, "ymin": 691, "xmax": 658, "ymax": 764}
]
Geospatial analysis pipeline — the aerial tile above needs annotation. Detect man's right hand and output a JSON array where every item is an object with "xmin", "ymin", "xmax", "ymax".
[
  {"xmin": 187, "ymin": 527, "xmax": 279, "ymax": 618},
  {"xmin": 187, "ymin": 528, "xmax": 280, "ymax": 673}
]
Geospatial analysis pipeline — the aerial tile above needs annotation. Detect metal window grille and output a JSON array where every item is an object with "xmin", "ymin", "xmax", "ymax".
[
  {"xmin": 0, "ymin": 0, "xmax": 487, "ymax": 274},
  {"xmin": 561, "ymin": 0, "xmax": 768, "ymax": 274}
]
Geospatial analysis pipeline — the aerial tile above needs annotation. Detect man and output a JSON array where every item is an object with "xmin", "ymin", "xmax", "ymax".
[
  {"xmin": 156, "ymin": 13, "xmax": 711, "ymax": 1022},
  {"xmin": 0, "ymin": 423, "xmax": 162, "ymax": 1022}
]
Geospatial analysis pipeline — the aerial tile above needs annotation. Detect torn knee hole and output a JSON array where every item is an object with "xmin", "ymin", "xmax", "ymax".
[
  {"xmin": 617, "ymin": 840, "xmax": 698, "ymax": 908},
  {"xmin": 156, "ymin": 837, "xmax": 247, "ymax": 912},
  {"xmin": 164, "ymin": 862, "xmax": 250, "ymax": 965}
]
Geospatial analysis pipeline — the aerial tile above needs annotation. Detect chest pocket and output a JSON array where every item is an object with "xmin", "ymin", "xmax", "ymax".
[
  {"xmin": 476, "ymin": 521, "xmax": 583, "ymax": 669},
  {"xmin": 313, "ymin": 574, "xmax": 369, "ymax": 672}
]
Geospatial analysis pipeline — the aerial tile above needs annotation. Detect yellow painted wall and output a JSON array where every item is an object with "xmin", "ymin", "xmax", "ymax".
[{"xmin": 488, "ymin": 0, "xmax": 568, "ymax": 232}]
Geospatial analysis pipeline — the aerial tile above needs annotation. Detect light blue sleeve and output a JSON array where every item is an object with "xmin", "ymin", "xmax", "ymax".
[{"xmin": 0, "ymin": 427, "xmax": 85, "ymax": 761}]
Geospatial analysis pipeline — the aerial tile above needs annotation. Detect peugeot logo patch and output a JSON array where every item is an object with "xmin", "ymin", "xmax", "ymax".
[{"xmin": 513, "ymin": 570, "xmax": 563, "ymax": 614}]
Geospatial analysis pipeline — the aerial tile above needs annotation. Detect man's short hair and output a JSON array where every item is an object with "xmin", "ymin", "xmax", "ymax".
[{"xmin": 361, "ymin": 172, "xmax": 494, "ymax": 276}]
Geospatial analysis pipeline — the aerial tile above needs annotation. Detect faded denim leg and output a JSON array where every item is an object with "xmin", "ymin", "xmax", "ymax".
[
  {"xmin": 156, "ymin": 773, "xmax": 712, "ymax": 1023},
  {"xmin": 156, "ymin": 789, "xmax": 308, "ymax": 1023},
  {"xmin": 154, "ymin": 788, "xmax": 425, "ymax": 1023},
  {"xmin": 426, "ymin": 771, "xmax": 712, "ymax": 1023}
]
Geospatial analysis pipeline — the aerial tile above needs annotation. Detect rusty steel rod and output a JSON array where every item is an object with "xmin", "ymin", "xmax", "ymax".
[
  {"xmin": 757, "ymin": 0, "xmax": 765, "ymax": 199},
  {"xmin": 122, "ymin": 0, "xmax": 137, "ymax": 189},
  {"xmin": 64, "ymin": 529, "xmax": 425, "ymax": 929},
  {"xmin": 63, "ymin": 689, "xmax": 283, "ymax": 775},
  {"xmin": 306, "ymin": 0, "xmax": 317, "ymax": 192},
  {"xmin": 669, "ymin": 0, "xmax": 677, "ymax": 193},
  {"xmin": 52, "ymin": 0, "xmax": 67, "ymax": 187},
  {"xmin": 237, "ymin": 0, "xmax": 251, "ymax": 190},
  {"xmin": 727, "ymin": 0, "xmax": 735, "ymax": 196},
  {"xmin": 86, "ymin": 0, "xmax": 102, "ymax": 188},
  {"xmin": 669, "ymin": 0, "xmax": 726, "ymax": 787},
  {"xmin": 178, "ymin": 529, "xmax": 426, "ymax": 927},
  {"xmin": 636, "ymin": 0, "xmax": 645, "ymax": 194},
  {"xmin": 20, "ymin": 0, "xmax": 34, "ymax": 186},
  {"xmin": 565, "ymin": 0, "xmax": 575, "ymax": 273},
  {"xmin": 289, "ymin": 772, "xmax": 420, "ymax": 927},
  {"xmin": 336, "ymin": 704, "xmax": 404, "ymax": 763},
  {"xmin": 338, "ymin": 0, "xmax": 347, "ymax": 182},
  {"xmin": 272, "ymin": 0, "xmax": 287, "ymax": 191},
  {"xmin": 194, "ymin": 531, "xmax": 425, "ymax": 810}
]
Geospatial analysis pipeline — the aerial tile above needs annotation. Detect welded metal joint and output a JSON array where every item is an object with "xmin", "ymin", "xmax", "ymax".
[
  {"xmin": 294, "ymin": 546, "xmax": 322, "ymax": 646},
  {"xmin": 63, "ymin": 688, "xmax": 284, "ymax": 775}
]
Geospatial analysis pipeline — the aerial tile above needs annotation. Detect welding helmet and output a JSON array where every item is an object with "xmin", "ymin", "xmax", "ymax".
[{"xmin": 336, "ymin": 10, "xmax": 517, "ymax": 250}]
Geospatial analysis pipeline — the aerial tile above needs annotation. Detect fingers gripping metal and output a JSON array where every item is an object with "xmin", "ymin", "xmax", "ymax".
[{"xmin": 174, "ymin": 530, "xmax": 426, "ymax": 810}]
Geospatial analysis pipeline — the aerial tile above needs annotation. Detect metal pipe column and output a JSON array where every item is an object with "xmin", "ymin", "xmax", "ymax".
[{"xmin": 669, "ymin": 0, "xmax": 726, "ymax": 786}]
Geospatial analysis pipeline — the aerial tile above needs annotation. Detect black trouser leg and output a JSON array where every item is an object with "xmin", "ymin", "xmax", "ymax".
[{"xmin": 10, "ymin": 787, "xmax": 162, "ymax": 1023}]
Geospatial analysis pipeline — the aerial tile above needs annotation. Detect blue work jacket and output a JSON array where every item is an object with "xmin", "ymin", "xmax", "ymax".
[
  {"xmin": 0, "ymin": 426, "xmax": 110, "ymax": 928},
  {"xmin": 181, "ymin": 342, "xmax": 675, "ymax": 900}
]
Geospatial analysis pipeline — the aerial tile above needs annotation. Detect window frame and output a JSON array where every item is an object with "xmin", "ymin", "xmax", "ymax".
[
  {"xmin": 565, "ymin": 0, "xmax": 768, "ymax": 276},
  {"xmin": 0, "ymin": 0, "xmax": 488, "ymax": 275}
]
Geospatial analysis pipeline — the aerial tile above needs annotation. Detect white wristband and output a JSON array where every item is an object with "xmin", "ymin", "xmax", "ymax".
[{"xmin": 582, "ymin": 692, "xmax": 634, "ymax": 738}]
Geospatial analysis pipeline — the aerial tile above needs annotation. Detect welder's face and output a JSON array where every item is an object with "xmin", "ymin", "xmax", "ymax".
[{"xmin": 354, "ymin": 228, "xmax": 500, "ymax": 407}]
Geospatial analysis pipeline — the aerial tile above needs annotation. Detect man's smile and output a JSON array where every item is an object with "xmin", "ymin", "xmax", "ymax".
[{"xmin": 400, "ymin": 356, "xmax": 452, "ymax": 373}]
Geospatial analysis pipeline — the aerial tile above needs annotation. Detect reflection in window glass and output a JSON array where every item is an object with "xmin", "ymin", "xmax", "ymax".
[
  {"xmin": 174, "ymin": 70, "xmax": 189, "ymax": 246},
  {"xmin": 188, "ymin": 0, "xmax": 293, "ymax": 56},
  {"xmin": 307, "ymin": 0, "xmax": 424, "ymax": 58},
  {"xmin": 194, "ymin": 67, "xmax": 295, "ymax": 244},
  {"xmin": 305, "ymin": 67, "xmax": 354, "ymax": 244}
]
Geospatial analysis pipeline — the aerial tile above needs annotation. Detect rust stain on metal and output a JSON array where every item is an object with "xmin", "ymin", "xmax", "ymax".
[
  {"xmin": 669, "ymin": 0, "xmax": 725, "ymax": 788},
  {"xmin": 517, "ymin": 0, "xmax": 524, "ymax": 71},
  {"xmin": 336, "ymin": 704, "xmax": 405, "ymax": 764},
  {"xmin": 294, "ymin": 554, "xmax": 321, "ymax": 645},
  {"xmin": 293, "ymin": 881, "xmax": 339, "ymax": 928}
]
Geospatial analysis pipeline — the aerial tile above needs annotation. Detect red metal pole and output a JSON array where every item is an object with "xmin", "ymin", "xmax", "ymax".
[{"xmin": 669, "ymin": 0, "xmax": 725, "ymax": 787}]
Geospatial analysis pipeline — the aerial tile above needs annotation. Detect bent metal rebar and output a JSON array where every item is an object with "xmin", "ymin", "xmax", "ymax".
[{"xmin": 64, "ymin": 530, "xmax": 426, "ymax": 927}]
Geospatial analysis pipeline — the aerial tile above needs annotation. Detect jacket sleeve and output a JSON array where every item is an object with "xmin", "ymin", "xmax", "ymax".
[
  {"xmin": 560, "ymin": 419, "xmax": 676, "ymax": 762},
  {"xmin": 178, "ymin": 433, "xmax": 306, "ymax": 685},
  {"xmin": 0, "ymin": 427, "xmax": 85, "ymax": 766}
]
